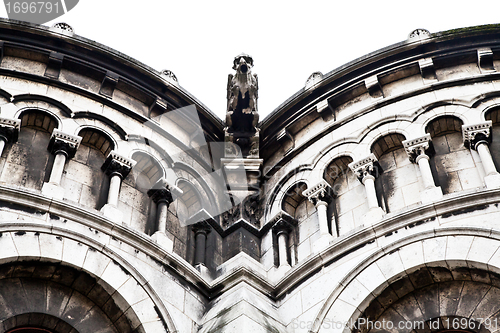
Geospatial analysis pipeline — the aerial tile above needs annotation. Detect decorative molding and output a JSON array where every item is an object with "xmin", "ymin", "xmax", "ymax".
[{"xmin": 462, "ymin": 121, "xmax": 492, "ymax": 149}]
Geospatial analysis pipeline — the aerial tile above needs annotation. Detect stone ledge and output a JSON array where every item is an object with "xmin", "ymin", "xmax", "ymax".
[{"xmin": 1, "ymin": 183, "xmax": 500, "ymax": 301}]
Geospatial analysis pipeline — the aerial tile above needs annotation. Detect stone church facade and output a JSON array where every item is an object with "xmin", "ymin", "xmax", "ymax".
[{"xmin": 0, "ymin": 18, "xmax": 500, "ymax": 333}]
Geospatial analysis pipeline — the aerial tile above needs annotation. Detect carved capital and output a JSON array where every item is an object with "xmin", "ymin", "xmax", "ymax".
[
  {"xmin": 101, "ymin": 151, "xmax": 135, "ymax": 179},
  {"xmin": 47, "ymin": 129, "xmax": 82, "ymax": 158},
  {"xmin": 462, "ymin": 121, "xmax": 492, "ymax": 150},
  {"xmin": 403, "ymin": 134, "xmax": 434, "ymax": 163},
  {"xmin": 0, "ymin": 117, "xmax": 20, "ymax": 143},
  {"xmin": 147, "ymin": 177, "xmax": 183, "ymax": 205},
  {"xmin": 147, "ymin": 188, "xmax": 173, "ymax": 205},
  {"xmin": 303, "ymin": 180, "xmax": 333, "ymax": 204},
  {"xmin": 270, "ymin": 210, "xmax": 297, "ymax": 235},
  {"xmin": 348, "ymin": 154, "xmax": 380, "ymax": 183},
  {"xmin": 192, "ymin": 220, "xmax": 211, "ymax": 236}
]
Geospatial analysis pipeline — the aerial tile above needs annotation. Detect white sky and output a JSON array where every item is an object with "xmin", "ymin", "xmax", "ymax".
[{"xmin": 1, "ymin": 1, "xmax": 499, "ymax": 120}]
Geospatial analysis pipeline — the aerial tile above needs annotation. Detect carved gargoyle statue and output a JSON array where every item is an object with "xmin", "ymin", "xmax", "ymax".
[{"xmin": 225, "ymin": 53, "xmax": 260, "ymax": 157}]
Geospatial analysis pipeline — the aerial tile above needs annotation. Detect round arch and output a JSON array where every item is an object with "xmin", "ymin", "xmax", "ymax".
[
  {"xmin": 311, "ymin": 227, "xmax": 500, "ymax": 333},
  {"xmin": 0, "ymin": 223, "xmax": 177, "ymax": 333}
]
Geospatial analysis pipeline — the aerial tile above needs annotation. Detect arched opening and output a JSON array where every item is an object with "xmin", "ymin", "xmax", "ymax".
[
  {"xmin": 60, "ymin": 128, "xmax": 114, "ymax": 210},
  {"xmin": 353, "ymin": 264, "xmax": 500, "ymax": 333},
  {"xmin": 485, "ymin": 107, "xmax": 500, "ymax": 171},
  {"xmin": 0, "ymin": 110, "xmax": 58, "ymax": 190},
  {"xmin": 175, "ymin": 180, "xmax": 212, "ymax": 267},
  {"xmin": 0, "ymin": 261, "xmax": 139, "ymax": 333},
  {"xmin": 323, "ymin": 156, "xmax": 361, "ymax": 236},
  {"xmin": 370, "ymin": 133, "xmax": 420, "ymax": 213},
  {"xmin": 281, "ymin": 182, "xmax": 307, "ymax": 263},
  {"xmin": 124, "ymin": 151, "xmax": 164, "ymax": 234},
  {"xmin": 425, "ymin": 116, "xmax": 482, "ymax": 194}
]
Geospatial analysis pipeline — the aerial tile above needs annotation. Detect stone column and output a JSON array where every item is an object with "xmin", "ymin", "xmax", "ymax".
[
  {"xmin": 192, "ymin": 221, "xmax": 211, "ymax": 266},
  {"xmin": 349, "ymin": 154, "xmax": 385, "ymax": 224},
  {"xmin": 463, "ymin": 121, "xmax": 500, "ymax": 188},
  {"xmin": 147, "ymin": 178, "xmax": 182, "ymax": 252},
  {"xmin": 277, "ymin": 230, "xmax": 289, "ymax": 267},
  {"xmin": 0, "ymin": 118, "xmax": 21, "ymax": 157},
  {"xmin": 403, "ymin": 134, "xmax": 443, "ymax": 203},
  {"xmin": 100, "ymin": 151, "xmax": 135, "ymax": 223},
  {"xmin": 303, "ymin": 180, "xmax": 335, "ymax": 252},
  {"xmin": 41, "ymin": 129, "xmax": 82, "ymax": 199}
]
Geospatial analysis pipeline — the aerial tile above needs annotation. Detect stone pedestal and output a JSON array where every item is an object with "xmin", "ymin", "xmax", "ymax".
[
  {"xmin": 421, "ymin": 186, "xmax": 444, "ymax": 204},
  {"xmin": 41, "ymin": 182, "xmax": 65, "ymax": 200},
  {"xmin": 362, "ymin": 207, "xmax": 385, "ymax": 225},
  {"xmin": 268, "ymin": 263, "xmax": 291, "ymax": 282},
  {"xmin": 313, "ymin": 233, "xmax": 334, "ymax": 253},
  {"xmin": 484, "ymin": 173, "xmax": 500, "ymax": 189},
  {"xmin": 100, "ymin": 204, "xmax": 123, "ymax": 223},
  {"xmin": 151, "ymin": 231, "xmax": 173, "ymax": 253}
]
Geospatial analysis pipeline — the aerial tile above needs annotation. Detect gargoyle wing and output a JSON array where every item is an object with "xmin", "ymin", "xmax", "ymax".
[{"xmin": 227, "ymin": 74, "xmax": 234, "ymax": 100}]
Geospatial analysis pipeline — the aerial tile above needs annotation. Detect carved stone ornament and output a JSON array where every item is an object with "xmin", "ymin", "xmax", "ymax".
[
  {"xmin": 305, "ymin": 72, "xmax": 323, "ymax": 89},
  {"xmin": 47, "ymin": 129, "xmax": 82, "ymax": 158},
  {"xmin": 269, "ymin": 210, "xmax": 298, "ymax": 235},
  {"xmin": 225, "ymin": 53, "xmax": 260, "ymax": 158},
  {"xmin": 348, "ymin": 154, "xmax": 380, "ymax": 182},
  {"xmin": 221, "ymin": 204, "xmax": 240, "ymax": 228},
  {"xmin": 147, "ymin": 177, "xmax": 183, "ymax": 204},
  {"xmin": 402, "ymin": 134, "xmax": 434, "ymax": 163},
  {"xmin": 462, "ymin": 121, "xmax": 492, "ymax": 149},
  {"xmin": 408, "ymin": 28, "xmax": 430, "ymax": 40},
  {"xmin": 160, "ymin": 69, "xmax": 178, "ymax": 83},
  {"xmin": 0, "ymin": 117, "xmax": 20, "ymax": 143},
  {"xmin": 303, "ymin": 180, "xmax": 332, "ymax": 204},
  {"xmin": 101, "ymin": 151, "xmax": 135, "ymax": 179},
  {"xmin": 51, "ymin": 22, "xmax": 74, "ymax": 34},
  {"xmin": 147, "ymin": 188, "xmax": 173, "ymax": 205},
  {"xmin": 242, "ymin": 193, "xmax": 263, "ymax": 227}
]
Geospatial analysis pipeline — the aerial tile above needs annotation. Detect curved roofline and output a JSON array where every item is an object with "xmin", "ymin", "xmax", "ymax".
[
  {"xmin": 260, "ymin": 23, "xmax": 500, "ymax": 129},
  {"xmin": 0, "ymin": 18, "xmax": 224, "ymax": 129}
]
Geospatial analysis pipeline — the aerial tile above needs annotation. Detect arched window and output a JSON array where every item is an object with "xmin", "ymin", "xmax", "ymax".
[
  {"xmin": 324, "ymin": 156, "xmax": 361, "ymax": 236},
  {"xmin": 124, "ymin": 151, "xmax": 164, "ymax": 234},
  {"xmin": 371, "ymin": 133, "xmax": 420, "ymax": 213},
  {"xmin": 425, "ymin": 116, "xmax": 482, "ymax": 194},
  {"xmin": 281, "ymin": 182, "xmax": 307, "ymax": 262},
  {"xmin": 1, "ymin": 110, "xmax": 58, "ymax": 190},
  {"xmin": 61, "ymin": 128, "xmax": 114, "ymax": 210}
]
